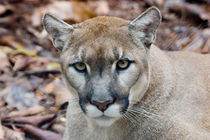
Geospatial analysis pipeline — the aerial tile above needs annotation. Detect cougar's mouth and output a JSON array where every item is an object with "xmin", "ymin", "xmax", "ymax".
[{"xmin": 80, "ymin": 97, "xmax": 129, "ymax": 127}]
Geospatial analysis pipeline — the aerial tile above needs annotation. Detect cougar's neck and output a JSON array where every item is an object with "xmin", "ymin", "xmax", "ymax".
[{"xmin": 141, "ymin": 45, "xmax": 177, "ymax": 111}]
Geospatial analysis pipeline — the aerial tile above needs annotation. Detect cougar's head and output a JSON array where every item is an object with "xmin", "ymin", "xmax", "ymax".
[{"xmin": 43, "ymin": 7, "xmax": 161, "ymax": 127}]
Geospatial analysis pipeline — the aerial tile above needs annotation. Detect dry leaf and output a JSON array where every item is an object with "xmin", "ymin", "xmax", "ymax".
[
  {"xmin": 0, "ymin": 36, "xmax": 23, "ymax": 50},
  {"xmin": 11, "ymin": 55, "xmax": 29, "ymax": 71},
  {"xmin": 0, "ymin": 50, "xmax": 11, "ymax": 74},
  {"xmin": 3, "ymin": 126, "xmax": 24, "ymax": 140},
  {"xmin": 27, "ymin": 57, "xmax": 50, "ymax": 71},
  {"xmin": 22, "ymin": 124, "xmax": 62, "ymax": 140},
  {"xmin": 44, "ymin": 79, "xmax": 70, "ymax": 106},
  {"xmin": 72, "ymin": 1, "xmax": 96, "ymax": 22},
  {"xmin": 0, "ymin": 121, "xmax": 5, "ymax": 139},
  {"xmin": 51, "ymin": 124, "xmax": 65, "ymax": 136},
  {"xmin": 8, "ymin": 105, "xmax": 45, "ymax": 117},
  {"xmin": 31, "ymin": 1, "xmax": 74, "ymax": 26},
  {"xmin": 95, "ymin": 0, "xmax": 109, "ymax": 16},
  {"xmin": 4, "ymin": 114, "xmax": 55, "ymax": 127},
  {"xmin": 0, "ymin": 4, "xmax": 13, "ymax": 16},
  {"xmin": 167, "ymin": 1, "xmax": 210, "ymax": 28},
  {"xmin": 47, "ymin": 62, "xmax": 61, "ymax": 70}
]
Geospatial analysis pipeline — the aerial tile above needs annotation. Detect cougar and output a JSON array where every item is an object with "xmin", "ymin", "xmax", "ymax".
[{"xmin": 43, "ymin": 7, "xmax": 210, "ymax": 140}]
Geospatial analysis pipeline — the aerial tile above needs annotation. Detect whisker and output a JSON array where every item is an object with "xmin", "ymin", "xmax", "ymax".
[
  {"xmin": 126, "ymin": 111, "xmax": 142, "ymax": 125},
  {"xmin": 129, "ymin": 108, "xmax": 160, "ymax": 118},
  {"xmin": 123, "ymin": 113, "xmax": 138, "ymax": 128},
  {"xmin": 129, "ymin": 100, "xmax": 158, "ymax": 112},
  {"xmin": 128, "ymin": 109, "xmax": 161, "ymax": 123}
]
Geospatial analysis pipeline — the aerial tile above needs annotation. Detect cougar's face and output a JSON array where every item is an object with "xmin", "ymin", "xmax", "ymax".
[
  {"xmin": 60, "ymin": 33, "xmax": 150, "ymax": 127},
  {"xmin": 43, "ymin": 7, "xmax": 160, "ymax": 127}
]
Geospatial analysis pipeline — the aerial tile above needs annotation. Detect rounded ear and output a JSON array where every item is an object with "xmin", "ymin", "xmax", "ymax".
[
  {"xmin": 43, "ymin": 13, "xmax": 74, "ymax": 51},
  {"xmin": 128, "ymin": 7, "xmax": 161, "ymax": 48}
]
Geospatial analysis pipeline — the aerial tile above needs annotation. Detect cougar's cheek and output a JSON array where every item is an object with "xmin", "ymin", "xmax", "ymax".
[
  {"xmin": 66, "ymin": 68, "xmax": 86, "ymax": 90},
  {"xmin": 118, "ymin": 65, "xmax": 140, "ymax": 93}
]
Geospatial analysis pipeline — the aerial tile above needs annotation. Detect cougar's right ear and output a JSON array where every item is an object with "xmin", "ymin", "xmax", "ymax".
[{"xmin": 43, "ymin": 14, "xmax": 74, "ymax": 51}]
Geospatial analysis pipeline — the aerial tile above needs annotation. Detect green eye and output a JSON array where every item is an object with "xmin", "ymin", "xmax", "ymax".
[
  {"xmin": 116, "ymin": 60, "xmax": 130, "ymax": 70},
  {"xmin": 73, "ymin": 62, "xmax": 86, "ymax": 72}
]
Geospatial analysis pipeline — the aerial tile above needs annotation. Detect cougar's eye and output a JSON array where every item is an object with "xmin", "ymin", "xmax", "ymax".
[
  {"xmin": 73, "ymin": 62, "xmax": 86, "ymax": 73},
  {"xmin": 116, "ymin": 60, "xmax": 131, "ymax": 70}
]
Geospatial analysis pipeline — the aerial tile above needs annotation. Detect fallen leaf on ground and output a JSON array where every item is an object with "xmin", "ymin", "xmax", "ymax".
[
  {"xmin": 0, "ymin": 50, "xmax": 11, "ymax": 75},
  {"xmin": 72, "ymin": 1, "xmax": 96, "ymax": 22},
  {"xmin": 95, "ymin": 0, "xmax": 109, "ymax": 16},
  {"xmin": 47, "ymin": 62, "xmax": 61, "ymax": 70},
  {"xmin": 0, "ymin": 121, "xmax": 5, "ymax": 139},
  {"xmin": 166, "ymin": 1, "xmax": 210, "ymax": 28},
  {"xmin": 22, "ymin": 124, "xmax": 62, "ymax": 140},
  {"xmin": 44, "ymin": 78, "xmax": 70, "ymax": 106},
  {"xmin": 0, "ymin": 4, "xmax": 13, "ymax": 16},
  {"xmin": 27, "ymin": 57, "xmax": 50, "ymax": 71},
  {"xmin": 11, "ymin": 55, "xmax": 29, "ymax": 71},
  {"xmin": 6, "ymin": 85, "xmax": 39, "ymax": 110},
  {"xmin": 8, "ymin": 105, "xmax": 45, "ymax": 117},
  {"xmin": 4, "ymin": 114, "xmax": 55, "ymax": 127},
  {"xmin": 31, "ymin": 1, "xmax": 74, "ymax": 26},
  {"xmin": 0, "ymin": 35, "xmax": 24, "ymax": 50},
  {"xmin": 3, "ymin": 126, "xmax": 24, "ymax": 140},
  {"xmin": 51, "ymin": 124, "xmax": 65, "ymax": 136}
]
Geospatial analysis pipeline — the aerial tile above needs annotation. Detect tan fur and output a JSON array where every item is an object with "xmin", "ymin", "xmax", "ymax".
[
  {"xmin": 62, "ymin": 17, "xmax": 210, "ymax": 139},
  {"xmin": 63, "ymin": 45, "xmax": 210, "ymax": 140},
  {"xmin": 43, "ymin": 9, "xmax": 210, "ymax": 140}
]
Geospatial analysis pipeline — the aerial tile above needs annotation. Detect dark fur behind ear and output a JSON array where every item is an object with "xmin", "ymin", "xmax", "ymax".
[
  {"xmin": 43, "ymin": 14, "xmax": 74, "ymax": 51},
  {"xmin": 128, "ymin": 7, "xmax": 161, "ymax": 48}
]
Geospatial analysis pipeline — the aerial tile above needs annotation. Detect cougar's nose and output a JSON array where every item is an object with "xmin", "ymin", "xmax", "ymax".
[{"xmin": 91, "ymin": 100, "xmax": 114, "ymax": 112}]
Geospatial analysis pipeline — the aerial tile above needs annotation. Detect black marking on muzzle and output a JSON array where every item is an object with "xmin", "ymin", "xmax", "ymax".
[{"xmin": 119, "ymin": 96, "xmax": 129, "ymax": 113}]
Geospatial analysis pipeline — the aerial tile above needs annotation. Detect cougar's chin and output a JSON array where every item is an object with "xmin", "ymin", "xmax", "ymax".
[{"xmin": 94, "ymin": 116, "xmax": 117, "ymax": 127}]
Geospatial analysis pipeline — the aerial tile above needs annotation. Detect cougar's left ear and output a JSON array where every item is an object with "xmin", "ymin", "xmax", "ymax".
[
  {"xmin": 128, "ymin": 7, "xmax": 161, "ymax": 48},
  {"xmin": 43, "ymin": 14, "xmax": 74, "ymax": 51}
]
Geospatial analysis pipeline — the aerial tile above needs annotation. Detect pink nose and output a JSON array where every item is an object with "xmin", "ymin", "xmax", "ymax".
[{"xmin": 91, "ymin": 100, "xmax": 113, "ymax": 111}]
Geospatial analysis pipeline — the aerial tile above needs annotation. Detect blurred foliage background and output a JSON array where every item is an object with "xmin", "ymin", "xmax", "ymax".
[{"xmin": 0, "ymin": 0, "xmax": 209, "ymax": 139}]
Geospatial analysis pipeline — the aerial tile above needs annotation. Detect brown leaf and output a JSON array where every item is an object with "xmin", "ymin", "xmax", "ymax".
[
  {"xmin": 4, "ymin": 114, "xmax": 56, "ymax": 127},
  {"xmin": 0, "ymin": 36, "xmax": 24, "ymax": 50},
  {"xmin": 0, "ymin": 121, "xmax": 5, "ymax": 139},
  {"xmin": 51, "ymin": 124, "xmax": 65, "ymax": 136},
  {"xmin": 95, "ymin": 1, "xmax": 109, "ymax": 16},
  {"xmin": 8, "ymin": 105, "xmax": 45, "ymax": 117},
  {"xmin": 22, "ymin": 124, "xmax": 62, "ymax": 140},
  {"xmin": 3, "ymin": 126, "xmax": 24, "ymax": 140},
  {"xmin": 11, "ymin": 55, "xmax": 29, "ymax": 71},
  {"xmin": 72, "ymin": 1, "xmax": 96, "ymax": 22},
  {"xmin": 200, "ymin": 37, "xmax": 210, "ymax": 53},
  {"xmin": 180, "ymin": 29, "xmax": 210, "ymax": 53},
  {"xmin": 31, "ymin": 1, "xmax": 74, "ymax": 27},
  {"xmin": 44, "ymin": 78, "xmax": 70, "ymax": 106},
  {"xmin": 0, "ymin": 50, "xmax": 11, "ymax": 75},
  {"xmin": 167, "ymin": 2, "xmax": 210, "ymax": 28},
  {"xmin": 0, "ymin": 4, "xmax": 13, "ymax": 16},
  {"xmin": 27, "ymin": 57, "xmax": 50, "ymax": 71}
]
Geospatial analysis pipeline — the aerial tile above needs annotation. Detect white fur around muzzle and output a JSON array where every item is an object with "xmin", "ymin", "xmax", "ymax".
[{"xmin": 86, "ymin": 104, "xmax": 122, "ymax": 127}]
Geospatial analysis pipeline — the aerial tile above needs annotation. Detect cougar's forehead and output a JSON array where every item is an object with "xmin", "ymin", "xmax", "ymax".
[
  {"xmin": 60, "ymin": 17, "xmax": 147, "ymax": 66},
  {"xmin": 63, "ymin": 38, "xmax": 137, "ymax": 67}
]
